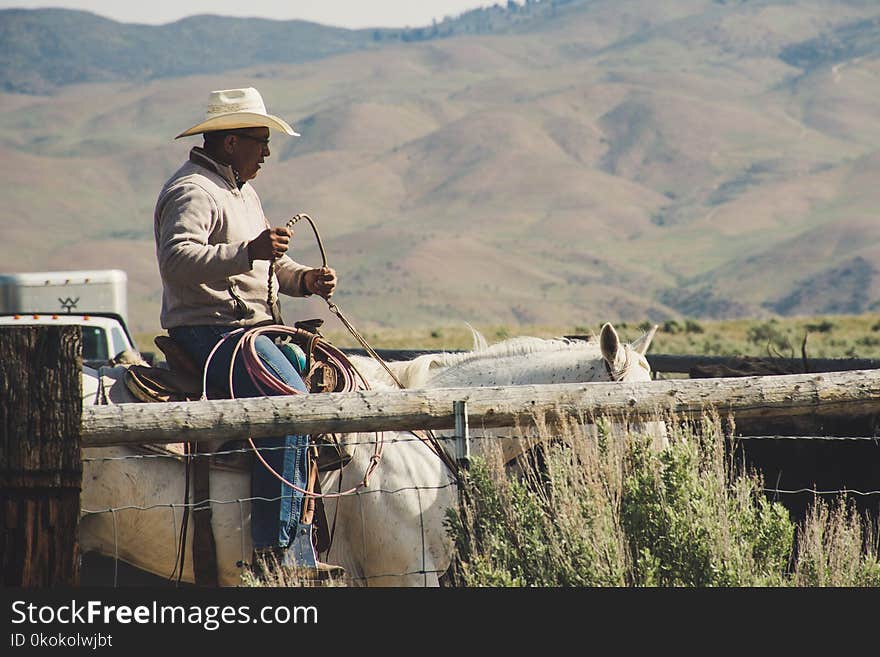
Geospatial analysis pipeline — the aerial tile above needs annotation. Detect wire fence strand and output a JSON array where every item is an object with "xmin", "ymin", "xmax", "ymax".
[
  {"xmin": 763, "ymin": 487, "xmax": 880, "ymax": 497},
  {"xmin": 80, "ymin": 482, "xmax": 458, "ymax": 516},
  {"xmin": 82, "ymin": 432, "xmax": 880, "ymax": 465}
]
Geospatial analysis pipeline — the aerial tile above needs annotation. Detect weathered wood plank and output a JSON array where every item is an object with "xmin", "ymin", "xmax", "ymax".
[
  {"xmin": 0, "ymin": 326, "xmax": 82, "ymax": 586},
  {"xmin": 82, "ymin": 369, "xmax": 880, "ymax": 447}
]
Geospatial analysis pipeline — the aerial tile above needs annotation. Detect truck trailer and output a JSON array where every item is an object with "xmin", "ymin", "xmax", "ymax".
[{"xmin": 0, "ymin": 269, "xmax": 143, "ymax": 366}]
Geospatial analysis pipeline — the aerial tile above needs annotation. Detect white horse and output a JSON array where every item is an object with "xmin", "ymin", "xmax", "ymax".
[{"xmin": 78, "ymin": 322, "xmax": 659, "ymax": 587}]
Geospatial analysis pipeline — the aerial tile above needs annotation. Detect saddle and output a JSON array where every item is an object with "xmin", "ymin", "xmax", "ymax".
[
  {"xmin": 124, "ymin": 321, "xmax": 355, "ymax": 472},
  {"xmin": 127, "ymin": 322, "xmax": 347, "ymax": 402}
]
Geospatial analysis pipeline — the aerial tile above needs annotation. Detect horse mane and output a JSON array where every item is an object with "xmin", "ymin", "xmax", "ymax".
[
  {"xmin": 351, "ymin": 334, "xmax": 604, "ymax": 390},
  {"xmin": 432, "ymin": 335, "xmax": 600, "ymax": 368}
]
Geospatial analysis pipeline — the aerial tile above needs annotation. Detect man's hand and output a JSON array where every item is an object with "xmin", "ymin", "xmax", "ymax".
[
  {"xmin": 248, "ymin": 227, "xmax": 291, "ymax": 262},
  {"xmin": 304, "ymin": 267, "xmax": 338, "ymax": 299}
]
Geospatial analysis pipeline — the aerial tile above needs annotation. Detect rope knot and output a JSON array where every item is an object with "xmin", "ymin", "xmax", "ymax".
[{"xmin": 362, "ymin": 454, "xmax": 383, "ymax": 487}]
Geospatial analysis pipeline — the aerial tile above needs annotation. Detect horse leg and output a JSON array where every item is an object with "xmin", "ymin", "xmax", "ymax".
[{"xmin": 320, "ymin": 441, "xmax": 455, "ymax": 588}]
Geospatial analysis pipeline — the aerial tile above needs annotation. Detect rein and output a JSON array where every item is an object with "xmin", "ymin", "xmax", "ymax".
[
  {"xmin": 270, "ymin": 214, "xmax": 408, "ymax": 390},
  {"xmin": 267, "ymin": 213, "xmax": 460, "ymax": 478}
]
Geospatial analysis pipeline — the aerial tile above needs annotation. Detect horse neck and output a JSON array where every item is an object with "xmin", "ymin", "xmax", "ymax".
[
  {"xmin": 425, "ymin": 341, "xmax": 614, "ymax": 387},
  {"xmin": 346, "ymin": 339, "xmax": 653, "ymax": 390}
]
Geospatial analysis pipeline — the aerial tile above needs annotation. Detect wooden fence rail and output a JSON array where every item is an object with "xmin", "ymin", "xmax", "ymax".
[{"xmin": 82, "ymin": 369, "xmax": 880, "ymax": 447}]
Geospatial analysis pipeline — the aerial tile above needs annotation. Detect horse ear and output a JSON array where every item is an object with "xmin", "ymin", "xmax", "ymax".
[
  {"xmin": 632, "ymin": 324, "xmax": 658, "ymax": 356},
  {"xmin": 465, "ymin": 322, "xmax": 488, "ymax": 351},
  {"xmin": 599, "ymin": 322, "xmax": 620, "ymax": 365}
]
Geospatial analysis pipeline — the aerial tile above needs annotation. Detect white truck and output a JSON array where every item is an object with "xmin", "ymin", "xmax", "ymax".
[{"xmin": 0, "ymin": 269, "xmax": 150, "ymax": 367}]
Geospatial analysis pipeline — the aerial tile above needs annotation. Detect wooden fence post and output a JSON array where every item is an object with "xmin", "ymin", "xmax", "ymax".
[
  {"xmin": 454, "ymin": 400, "xmax": 470, "ymax": 469},
  {"xmin": 0, "ymin": 326, "xmax": 82, "ymax": 586}
]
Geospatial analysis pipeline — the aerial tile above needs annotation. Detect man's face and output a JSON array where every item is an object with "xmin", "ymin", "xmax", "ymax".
[{"xmin": 227, "ymin": 127, "xmax": 271, "ymax": 182}]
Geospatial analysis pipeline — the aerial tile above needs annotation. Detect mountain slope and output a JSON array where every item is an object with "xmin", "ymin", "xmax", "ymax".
[
  {"xmin": 0, "ymin": 2, "xmax": 617, "ymax": 94},
  {"xmin": 1, "ymin": 0, "xmax": 879, "ymax": 334}
]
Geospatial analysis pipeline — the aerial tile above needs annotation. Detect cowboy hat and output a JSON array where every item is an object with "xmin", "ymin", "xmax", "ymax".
[{"xmin": 175, "ymin": 87, "xmax": 300, "ymax": 139}]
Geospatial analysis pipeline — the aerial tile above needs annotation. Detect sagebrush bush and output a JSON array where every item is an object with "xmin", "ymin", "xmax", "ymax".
[
  {"xmin": 446, "ymin": 413, "xmax": 879, "ymax": 587},
  {"xmin": 620, "ymin": 421, "xmax": 792, "ymax": 586},
  {"xmin": 445, "ymin": 417, "xmax": 630, "ymax": 586}
]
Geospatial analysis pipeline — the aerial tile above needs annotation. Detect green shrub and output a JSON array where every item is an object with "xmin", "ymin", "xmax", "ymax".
[
  {"xmin": 620, "ymin": 423, "xmax": 792, "ymax": 586},
  {"xmin": 663, "ymin": 320, "xmax": 682, "ymax": 334},
  {"xmin": 804, "ymin": 320, "xmax": 835, "ymax": 333},
  {"xmin": 701, "ymin": 339, "xmax": 725, "ymax": 355},
  {"xmin": 446, "ymin": 413, "xmax": 879, "ymax": 587},
  {"xmin": 747, "ymin": 322, "xmax": 791, "ymax": 351},
  {"xmin": 446, "ymin": 421, "xmax": 628, "ymax": 586}
]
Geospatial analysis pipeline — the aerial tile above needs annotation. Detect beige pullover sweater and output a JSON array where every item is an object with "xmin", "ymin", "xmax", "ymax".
[{"xmin": 154, "ymin": 147, "xmax": 312, "ymax": 329}]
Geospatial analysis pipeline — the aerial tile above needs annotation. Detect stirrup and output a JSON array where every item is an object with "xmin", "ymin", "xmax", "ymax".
[
  {"xmin": 252, "ymin": 551, "xmax": 345, "ymax": 581},
  {"xmin": 312, "ymin": 561, "xmax": 345, "ymax": 578}
]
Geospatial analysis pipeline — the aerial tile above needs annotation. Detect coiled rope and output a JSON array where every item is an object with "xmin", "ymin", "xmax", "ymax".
[{"xmin": 201, "ymin": 325, "xmax": 382, "ymax": 498}]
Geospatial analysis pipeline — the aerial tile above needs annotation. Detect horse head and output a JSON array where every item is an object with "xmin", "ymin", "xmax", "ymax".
[
  {"xmin": 354, "ymin": 322, "xmax": 668, "ymax": 460},
  {"xmin": 599, "ymin": 322, "xmax": 655, "ymax": 383},
  {"xmin": 599, "ymin": 322, "xmax": 667, "ymax": 448}
]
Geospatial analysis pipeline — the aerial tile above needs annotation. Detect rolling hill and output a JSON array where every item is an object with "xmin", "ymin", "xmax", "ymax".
[{"xmin": 0, "ymin": 0, "xmax": 879, "ymax": 335}]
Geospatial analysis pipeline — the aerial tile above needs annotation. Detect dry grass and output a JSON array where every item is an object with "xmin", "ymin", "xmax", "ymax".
[
  {"xmin": 793, "ymin": 499, "xmax": 880, "ymax": 587},
  {"xmin": 239, "ymin": 552, "xmax": 346, "ymax": 588},
  {"xmin": 318, "ymin": 312, "xmax": 880, "ymax": 358}
]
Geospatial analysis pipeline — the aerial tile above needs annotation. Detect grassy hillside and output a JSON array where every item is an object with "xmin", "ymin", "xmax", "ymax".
[{"xmin": 2, "ymin": 0, "xmax": 879, "ymax": 335}]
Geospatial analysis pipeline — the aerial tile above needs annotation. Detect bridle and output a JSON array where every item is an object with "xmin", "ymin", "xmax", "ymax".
[{"xmin": 603, "ymin": 343, "xmax": 635, "ymax": 382}]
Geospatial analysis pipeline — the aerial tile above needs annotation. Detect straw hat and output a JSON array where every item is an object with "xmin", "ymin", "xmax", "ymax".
[{"xmin": 175, "ymin": 87, "xmax": 300, "ymax": 139}]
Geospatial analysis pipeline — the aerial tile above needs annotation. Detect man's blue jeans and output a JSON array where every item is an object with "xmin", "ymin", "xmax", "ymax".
[{"xmin": 168, "ymin": 325, "xmax": 310, "ymax": 552}]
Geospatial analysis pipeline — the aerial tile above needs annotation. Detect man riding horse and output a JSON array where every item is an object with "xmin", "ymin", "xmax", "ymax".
[{"xmin": 154, "ymin": 86, "xmax": 342, "ymax": 577}]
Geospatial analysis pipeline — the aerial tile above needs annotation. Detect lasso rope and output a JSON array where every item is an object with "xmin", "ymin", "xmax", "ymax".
[
  {"xmin": 267, "ymin": 213, "xmax": 459, "ymax": 476},
  {"xmin": 270, "ymin": 213, "xmax": 406, "ymax": 389},
  {"xmin": 202, "ymin": 325, "xmax": 382, "ymax": 498}
]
